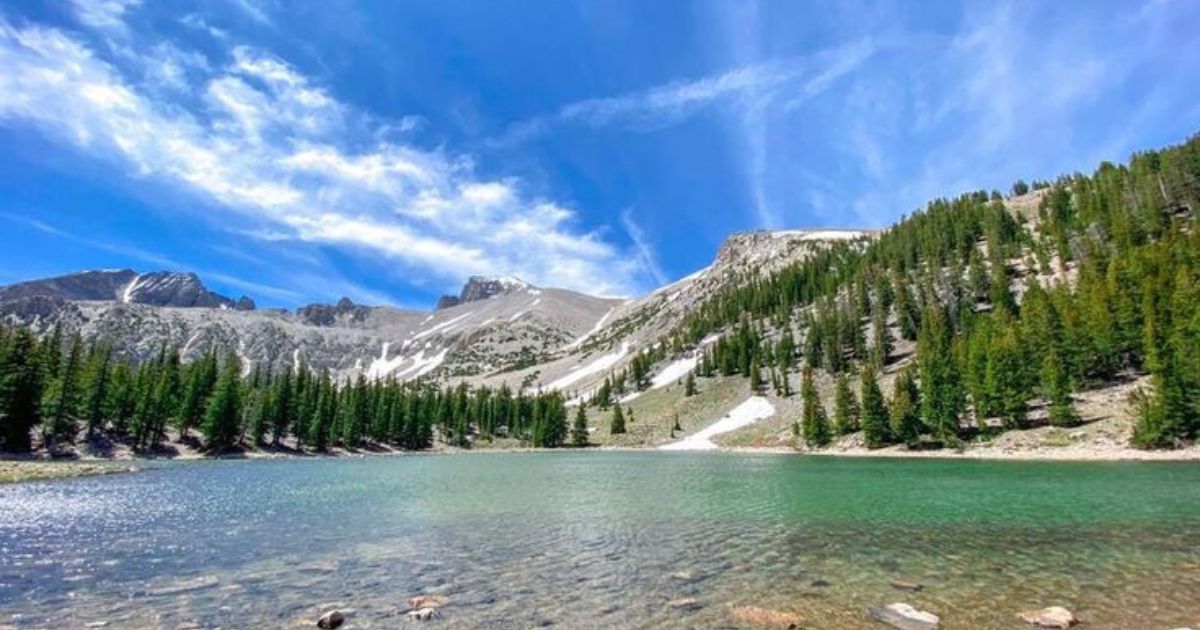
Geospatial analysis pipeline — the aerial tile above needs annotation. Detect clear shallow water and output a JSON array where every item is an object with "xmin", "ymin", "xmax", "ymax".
[{"xmin": 1, "ymin": 453, "xmax": 1199, "ymax": 629}]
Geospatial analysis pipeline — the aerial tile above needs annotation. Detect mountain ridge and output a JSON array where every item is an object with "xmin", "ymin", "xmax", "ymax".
[{"xmin": 0, "ymin": 229, "xmax": 870, "ymax": 386}]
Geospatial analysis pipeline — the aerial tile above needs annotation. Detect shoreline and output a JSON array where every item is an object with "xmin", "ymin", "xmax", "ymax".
[
  {"xmin": 718, "ymin": 444, "xmax": 1200, "ymax": 462},
  {"xmin": 4, "ymin": 439, "xmax": 1197, "ymax": 484}
]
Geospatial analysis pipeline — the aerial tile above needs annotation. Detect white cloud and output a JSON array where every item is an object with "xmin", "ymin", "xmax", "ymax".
[
  {"xmin": 71, "ymin": 0, "xmax": 142, "ymax": 30},
  {"xmin": 0, "ymin": 17, "xmax": 655, "ymax": 299},
  {"xmin": 501, "ymin": 40, "xmax": 872, "ymax": 147},
  {"xmin": 620, "ymin": 209, "xmax": 666, "ymax": 286}
]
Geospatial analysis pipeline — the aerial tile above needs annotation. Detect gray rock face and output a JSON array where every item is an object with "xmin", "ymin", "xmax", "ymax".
[
  {"xmin": 458, "ymin": 276, "xmax": 529, "ymax": 303},
  {"xmin": 0, "ymin": 269, "xmax": 247, "ymax": 310},
  {"xmin": 124, "ymin": 271, "xmax": 245, "ymax": 309},
  {"xmin": 435, "ymin": 295, "xmax": 461, "ymax": 310},
  {"xmin": 436, "ymin": 276, "xmax": 528, "ymax": 310},
  {"xmin": 296, "ymin": 297, "xmax": 372, "ymax": 327},
  {"xmin": 0, "ymin": 269, "xmax": 619, "ymax": 384},
  {"xmin": 0, "ymin": 269, "xmax": 137, "ymax": 302}
]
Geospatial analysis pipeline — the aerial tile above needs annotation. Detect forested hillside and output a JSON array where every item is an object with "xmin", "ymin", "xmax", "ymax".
[{"xmin": 625, "ymin": 133, "xmax": 1200, "ymax": 450}]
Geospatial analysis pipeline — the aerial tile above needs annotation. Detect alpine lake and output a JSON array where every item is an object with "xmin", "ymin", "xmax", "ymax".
[{"xmin": 2, "ymin": 452, "xmax": 1198, "ymax": 629}]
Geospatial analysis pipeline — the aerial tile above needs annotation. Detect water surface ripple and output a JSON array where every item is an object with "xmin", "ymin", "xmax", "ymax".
[{"xmin": 2, "ymin": 452, "xmax": 1198, "ymax": 628}]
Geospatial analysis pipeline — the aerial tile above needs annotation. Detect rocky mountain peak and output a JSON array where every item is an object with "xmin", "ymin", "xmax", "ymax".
[
  {"xmin": 122, "ymin": 271, "xmax": 248, "ymax": 309},
  {"xmin": 713, "ymin": 229, "xmax": 873, "ymax": 275},
  {"xmin": 296, "ymin": 296, "xmax": 371, "ymax": 327},
  {"xmin": 0, "ymin": 268, "xmax": 249, "ymax": 310},
  {"xmin": 437, "ymin": 275, "xmax": 531, "ymax": 310}
]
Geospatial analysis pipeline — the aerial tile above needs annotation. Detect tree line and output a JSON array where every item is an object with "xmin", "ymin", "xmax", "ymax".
[{"xmin": 0, "ymin": 324, "xmax": 576, "ymax": 454}]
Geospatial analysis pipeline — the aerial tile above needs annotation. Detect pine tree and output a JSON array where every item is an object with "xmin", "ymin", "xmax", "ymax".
[
  {"xmin": 342, "ymin": 374, "xmax": 369, "ymax": 448},
  {"xmin": 42, "ymin": 334, "xmax": 83, "ymax": 446},
  {"xmin": 271, "ymin": 368, "xmax": 294, "ymax": 445},
  {"xmin": 176, "ymin": 351, "xmax": 216, "ymax": 439},
  {"xmin": 1042, "ymin": 350, "xmax": 1079, "ymax": 427},
  {"xmin": 917, "ymin": 305, "xmax": 963, "ymax": 445},
  {"xmin": 0, "ymin": 328, "xmax": 43, "ymax": 452},
  {"xmin": 105, "ymin": 362, "xmax": 134, "ymax": 436},
  {"xmin": 870, "ymin": 305, "xmax": 893, "ymax": 369},
  {"xmin": 202, "ymin": 353, "xmax": 243, "ymax": 452},
  {"xmin": 609, "ymin": 404, "xmax": 626, "ymax": 435},
  {"xmin": 985, "ymin": 322, "xmax": 1030, "ymax": 429},
  {"xmin": 80, "ymin": 342, "xmax": 112, "ymax": 437},
  {"xmin": 570, "ymin": 403, "xmax": 589, "ymax": 447},
  {"xmin": 684, "ymin": 371, "xmax": 697, "ymax": 397},
  {"xmin": 889, "ymin": 365, "xmax": 922, "ymax": 446},
  {"xmin": 859, "ymin": 364, "xmax": 890, "ymax": 448},
  {"xmin": 800, "ymin": 366, "xmax": 831, "ymax": 448},
  {"xmin": 832, "ymin": 372, "xmax": 859, "ymax": 435},
  {"xmin": 749, "ymin": 362, "xmax": 763, "ymax": 393},
  {"xmin": 311, "ymin": 377, "xmax": 334, "ymax": 452}
]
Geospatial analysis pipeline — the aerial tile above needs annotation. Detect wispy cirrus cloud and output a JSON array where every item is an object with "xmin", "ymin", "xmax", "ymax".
[
  {"xmin": 619, "ymin": 208, "xmax": 666, "ymax": 286},
  {"xmin": 495, "ymin": 38, "xmax": 875, "ymax": 150},
  {"xmin": 0, "ymin": 9, "xmax": 657, "ymax": 300}
]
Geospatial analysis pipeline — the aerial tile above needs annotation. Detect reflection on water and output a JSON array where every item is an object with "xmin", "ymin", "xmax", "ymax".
[{"xmin": 1, "ymin": 453, "xmax": 1198, "ymax": 628}]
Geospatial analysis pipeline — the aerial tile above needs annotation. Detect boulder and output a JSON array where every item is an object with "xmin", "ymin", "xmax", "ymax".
[
  {"xmin": 1017, "ymin": 606, "xmax": 1077, "ymax": 628},
  {"xmin": 407, "ymin": 607, "xmax": 438, "ymax": 621},
  {"xmin": 890, "ymin": 580, "xmax": 924, "ymax": 592},
  {"xmin": 316, "ymin": 609, "xmax": 344, "ymax": 629},
  {"xmin": 869, "ymin": 603, "xmax": 940, "ymax": 630},
  {"xmin": 408, "ymin": 595, "xmax": 449, "ymax": 609},
  {"xmin": 667, "ymin": 597, "xmax": 703, "ymax": 612}
]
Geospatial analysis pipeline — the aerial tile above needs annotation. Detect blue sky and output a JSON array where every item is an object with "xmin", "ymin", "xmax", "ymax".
[{"xmin": 1, "ymin": 0, "xmax": 1197, "ymax": 308}]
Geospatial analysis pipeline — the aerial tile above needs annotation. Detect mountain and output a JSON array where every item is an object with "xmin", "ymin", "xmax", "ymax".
[
  {"xmin": 435, "ymin": 276, "xmax": 532, "ymax": 309},
  {"xmin": 475, "ymin": 229, "xmax": 877, "ymax": 395},
  {"xmin": 0, "ymin": 232, "xmax": 864, "ymax": 389},
  {"xmin": 0, "ymin": 272, "xmax": 620, "ymax": 383},
  {"xmin": 0, "ymin": 269, "xmax": 255, "ymax": 310}
]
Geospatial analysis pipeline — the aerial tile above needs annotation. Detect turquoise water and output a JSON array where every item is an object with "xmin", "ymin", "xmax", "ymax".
[{"xmin": 1, "ymin": 452, "xmax": 1199, "ymax": 628}]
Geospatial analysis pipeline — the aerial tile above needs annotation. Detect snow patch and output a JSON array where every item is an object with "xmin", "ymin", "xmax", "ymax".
[
  {"xmin": 563, "ymin": 307, "xmax": 615, "ymax": 351},
  {"xmin": 619, "ymin": 355, "xmax": 699, "ymax": 404},
  {"xmin": 121, "ymin": 274, "xmax": 142, "ymax": 303},
  {"xmin": 545, "ymin": 342, "xmax": 629, "ymax": 391},
  {"xmin": 651, "ymin": 355, "xmax": 698, "ymax": 389},
  {"xmin": 658, "ymin": 396, "xmax": 775, "ymax": 451},
  {"xmin": 413, "ymin": 311, "xmax": 471, "ymax": 340},
  {"xmin": 366, "ymin": 341, "xmax": 410, "ymax": 379}
]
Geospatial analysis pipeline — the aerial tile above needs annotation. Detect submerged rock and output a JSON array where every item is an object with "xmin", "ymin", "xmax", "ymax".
[
  {"xmin": 728, "ymin": 605, "xmax": 803, "ymax": 627},
  {"xmin": 408, "ymin": 595, "xmax": 449, "ymax": 609},
  {"xmin": 890, "ymin": 580, "xmax": 924, "ymax": 592},
  {"xmin": 316, "ymin": 609, "xmax": 344, "ymax": 629},
  {"xmin": 869, "ymin": 602, "xmax": 940, "ymax": 630},
  {"xmin": 670, "ymin": 570, "xmax": 704, "ymax": 583},
  {"xmin": 407, "ymin": 607, "xmax": 439, "ymax": 621},
  {"xmin": 810, "ymin": 579, "xmax": 831, "ymax": 588},
  {"xmin": 667, "ymin": 597, "xmax": 703, "ymax": 612},
  {"xmin": 1017, "ymin": 606, "xmax": 1077, "ymax": 628}
]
